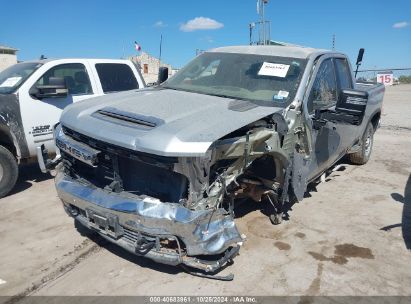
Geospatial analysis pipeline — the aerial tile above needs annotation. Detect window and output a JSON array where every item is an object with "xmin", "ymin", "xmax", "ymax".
[
  {"xmin": 163, "ymin": 52, "xmax": 307, "ymax": 107},
  {"xmin": 143, "ymin": 64, "xmax": 148, "ymax": 74},
  {"xmin": 335, "ymin": 58, "xmax": 353, "ymax": 90},
  {"xmin": 36, "ymin": 63, "xmax": 92, "ymax": 95},
  {"xmin": 197, "ymin": 59, "xmax": 221, "ymax": 78},
  {"xmin": 95, "ymin": 63, "xmax": 139, "ymax": 93},
  {"xmin": 0, "ymin": 62, "xmax": 42, "ymax": 94},
  {"xmin": 308, "ymin": 59, "xmax": 338, "ymax": 113}
]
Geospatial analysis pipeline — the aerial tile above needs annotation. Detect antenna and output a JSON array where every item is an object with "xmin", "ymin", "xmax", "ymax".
[
  {"xmin": 252, "ymin": 0, "xmax": 271, "ymax": 45},
  {"xmin": 332, "ymin": 34, "xmax": 335, "ymax": 51}
]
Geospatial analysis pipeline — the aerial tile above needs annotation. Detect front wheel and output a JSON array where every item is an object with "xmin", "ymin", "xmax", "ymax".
[
  {"xmin": 349, "ymin": 123, "xmax": 374, "ymax": 165},
  {"xmin": 0, "ymin": 145, "xmax": 19, "ymax": 198}
]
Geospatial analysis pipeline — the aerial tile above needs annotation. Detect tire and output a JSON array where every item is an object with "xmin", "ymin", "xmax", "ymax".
[
  {"xmin": 0, "ymin": 145, "xmax": 19, "ymax": 198},
  {"xmin": 349, "ymin": 122, "xmax": 374, "ymax": 165}
]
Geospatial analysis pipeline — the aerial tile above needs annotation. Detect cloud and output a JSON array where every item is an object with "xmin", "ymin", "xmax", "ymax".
[
  {"xmin": 200, "ymin": 36, "xmax": 214, "ymax": 43},
  {"xmin": 392, "ymin": 21, "xmax": 409, "ymax": 29},
  {"xmin": 180, "ymin": 17, "xmax": 224, "ymax": 32},
  {"xmin": 153, "ymin": 21, "xmax": 167, "ymax": 28}
]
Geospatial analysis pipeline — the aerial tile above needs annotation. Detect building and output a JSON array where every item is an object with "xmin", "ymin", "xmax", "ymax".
[
  {"xmin": 0, "ymin": 45, "xmax": 18, "ymax": 72},
  {"xmin": 129, "ymin": 52, "xmax": 173, "ymax": 84}
]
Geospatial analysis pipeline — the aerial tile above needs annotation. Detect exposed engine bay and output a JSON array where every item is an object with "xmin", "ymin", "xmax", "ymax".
[{"xmin": 52, "ymin": 109, "xmax": 310, "ymax": 280}]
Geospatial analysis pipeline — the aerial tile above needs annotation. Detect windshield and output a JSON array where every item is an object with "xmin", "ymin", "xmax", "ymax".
[
  {"xmin": 0, "ymin": 62, "xmax": 43, "ymax": 94},
  {"xmin": 163, "ymin": 52, "xmax": 307, "ymax": 106}
]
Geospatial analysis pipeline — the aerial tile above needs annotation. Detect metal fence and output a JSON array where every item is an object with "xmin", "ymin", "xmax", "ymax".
[{"xmin": 356, "ymin": 68, "xmax": 411, "ymax": 81}]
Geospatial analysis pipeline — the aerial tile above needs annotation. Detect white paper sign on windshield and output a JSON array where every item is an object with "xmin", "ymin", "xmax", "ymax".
[
  {"xmin": 278, "ymin": 90, "xmax": 289, "ymax": 98},
  {"xmin": 0, "ymin": 76, "xmax": 22, "ymax": 88},
  {"xmin": 258, "ymin": 62, "xmax": 290, "ymax": 78}
]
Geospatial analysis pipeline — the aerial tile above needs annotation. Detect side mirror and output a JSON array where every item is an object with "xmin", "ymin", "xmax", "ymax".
[
  {"xmin": 158, "ymin": 67, "xmax": 169, "ymax": 84},
  {"xmin": 356, "ymin": 48, "xmax": 365, "ymax": 66},
  {"xmin": 354, "ymin": 48, "xmax": 365, "ymax": 78},
  {"xmin": 316, "ymin": 89, "xmax": 368, "ymax": 126},
  {"xmin": 31, "ymin": 77, "xmax": 68, "ymax": 99}
]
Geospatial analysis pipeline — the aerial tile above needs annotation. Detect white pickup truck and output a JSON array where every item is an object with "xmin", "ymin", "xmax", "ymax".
[{"xmin": 0, "ymin": 58, "xmax": 146, "ymax": 197}]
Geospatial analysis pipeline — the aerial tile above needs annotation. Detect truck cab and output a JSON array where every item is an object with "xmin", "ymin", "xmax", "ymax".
[{"xmin": 0, "ymin": 58, "xmax": 145, "ymax": 197}]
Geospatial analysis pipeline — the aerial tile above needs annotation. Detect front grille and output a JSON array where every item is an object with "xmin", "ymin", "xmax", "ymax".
[
  {"xmin": 62, "ymin": 126, "xmax": 177, "ymax": 166},
  {"xmin": 62, "ymin": 150, "xmax": 115, "ymax": 188},
  {"xmin": 61, "ymin": 127, "xmax": 188, "ymax": 203}
]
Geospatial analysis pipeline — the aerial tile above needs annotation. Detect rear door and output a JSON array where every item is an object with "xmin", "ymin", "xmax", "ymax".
[{"xmin": 92, "ymin": 62, "xmax": 142, "ymax": 93}]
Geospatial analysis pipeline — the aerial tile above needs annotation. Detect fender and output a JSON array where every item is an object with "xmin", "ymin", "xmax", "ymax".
[{"xmin": 0, "ymin": 93, "xmax": 30, "ymax": 161}]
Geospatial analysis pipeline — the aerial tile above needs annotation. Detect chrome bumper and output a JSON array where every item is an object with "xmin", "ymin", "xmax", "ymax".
[{"xmin": 55, "ymin": 167, "xmax": 242, "ymax": 272}]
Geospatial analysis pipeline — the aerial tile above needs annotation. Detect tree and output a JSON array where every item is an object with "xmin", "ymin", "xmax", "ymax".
[{"xmin": 399, "ymin": 75, "xmax": 411, "ymax": 84}]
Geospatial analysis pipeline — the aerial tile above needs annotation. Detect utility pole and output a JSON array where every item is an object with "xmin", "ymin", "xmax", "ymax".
[
  {"xmin": 159, "ymin": 34, "xmax": 163, "ymax": 68},
  {"xmin": 254, "ymin": 0, "xmax": 270, "ymax": 45},
  {"xmin": 249, "ymin": 23, "xmax": 255, "ymax": 45},
  {"xmin": 261, "ymin": 0, "xmax": 266, "ymax": 44}
]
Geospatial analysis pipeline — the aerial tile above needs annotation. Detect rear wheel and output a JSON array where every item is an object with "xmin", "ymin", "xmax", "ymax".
[
  {"xmin": 349, "ymin": 123, "xmax": 374, "ymax": 165},
  {"xmin": 0, "ymin": 145, "xmax": 19, "ymax": 198}
]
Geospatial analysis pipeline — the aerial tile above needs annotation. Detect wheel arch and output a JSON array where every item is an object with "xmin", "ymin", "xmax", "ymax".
[
  {"xmin": 0, "ymin": 124, "xmax": 21, "ymax": 160},
  {"xmin": 370, "ymin": 110, "xmax": 381, "ymax": 130}
]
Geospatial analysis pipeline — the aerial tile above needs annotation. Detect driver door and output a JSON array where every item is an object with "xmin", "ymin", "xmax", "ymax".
[
  {"xmin": 306, "ymin": 58, "xmax": 342, "ymax": 180},
  {"xmin": 22, "ymin": 62, "xmax": 95, "ymax": 156}
]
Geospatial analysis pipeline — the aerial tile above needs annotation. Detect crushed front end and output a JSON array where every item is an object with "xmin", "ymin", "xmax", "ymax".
[
  {"xmin": 51, "ymin": 112, "xmax": 297, "ymax": 277},
  {"xmin": 53, "ymin": 124, "xmax": 244, "ymax": 275}
]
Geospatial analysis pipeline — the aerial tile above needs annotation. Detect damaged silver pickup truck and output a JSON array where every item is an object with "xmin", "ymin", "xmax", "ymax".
[{"xmin": 39, "ymin": 45, "xmax": 384, "ymax": 280}]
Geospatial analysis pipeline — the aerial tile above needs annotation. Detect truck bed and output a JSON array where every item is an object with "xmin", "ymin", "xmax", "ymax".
[{"xmin": 356, "ymin": 81, "xmax": 385, "ymax": 96}]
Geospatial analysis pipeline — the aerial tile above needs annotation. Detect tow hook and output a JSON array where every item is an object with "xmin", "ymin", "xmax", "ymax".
[
  {"xmin": 181, "ymin": 246, "xmax": 240, "ymax": 281},
  {"xmin": 181, "ymin": 266, "xmax": 235, "ymax": 281},
  {"xmin": 134, "ymin": 237, "xmax": 156, "ymax": 256}
]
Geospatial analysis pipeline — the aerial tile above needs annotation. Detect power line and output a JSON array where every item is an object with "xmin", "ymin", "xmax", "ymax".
[{"xmin": 358, "ymin": 68, "xmax": 411, "ymax": 72}]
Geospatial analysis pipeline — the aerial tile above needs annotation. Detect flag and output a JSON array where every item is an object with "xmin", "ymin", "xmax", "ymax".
[{"xmin": 134, "ymin": 41, "xmax": 141, "ymax": 51}]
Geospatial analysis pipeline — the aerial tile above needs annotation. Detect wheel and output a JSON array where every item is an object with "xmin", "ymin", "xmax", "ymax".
[
  {"xmin": 0, "ymin": 145, "xmax": 19, "ymax": 198},
  {"xmin": 349, "ymin": 123, "xmax": 374, "ymax": 165}
]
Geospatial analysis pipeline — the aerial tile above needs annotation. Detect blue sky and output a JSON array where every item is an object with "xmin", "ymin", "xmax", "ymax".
[{"xmin": 1, "ymin": 0, "xmax": 410, "ymax": 74}]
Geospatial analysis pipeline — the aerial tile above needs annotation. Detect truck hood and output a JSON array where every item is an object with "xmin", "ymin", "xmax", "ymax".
[{"xmin": 60, "ymin": 88, "xmax": 284, "ymax": 157}]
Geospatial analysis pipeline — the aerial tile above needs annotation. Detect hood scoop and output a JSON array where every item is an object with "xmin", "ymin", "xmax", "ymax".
[{"xmin": 93, "ymin": 107, "xmax": 164, "ymax": 130}]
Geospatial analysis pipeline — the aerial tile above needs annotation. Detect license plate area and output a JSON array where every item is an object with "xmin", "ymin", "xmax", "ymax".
[{"xmin": 85, "ymin": 208, "xmax": 124, "ymax": 238}]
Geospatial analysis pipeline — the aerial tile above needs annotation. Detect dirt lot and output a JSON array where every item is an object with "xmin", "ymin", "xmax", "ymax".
[{"xmin": 0, "ymin": 84, "xmax": 410, "ymax": 297}]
